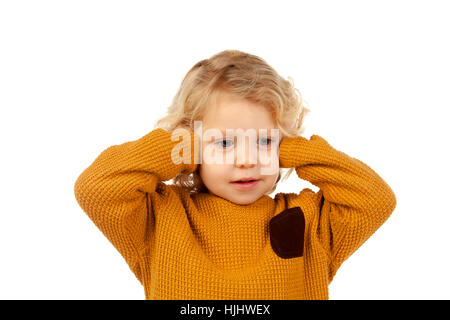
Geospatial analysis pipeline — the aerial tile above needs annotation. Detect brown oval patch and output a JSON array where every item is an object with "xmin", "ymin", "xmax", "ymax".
[{"xmin": 269, "ymin": 206, "xmax": 305, "ymax": 259}]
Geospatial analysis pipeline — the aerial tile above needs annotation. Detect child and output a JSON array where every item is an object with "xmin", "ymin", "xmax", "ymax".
[{"xmin": 73, "ymin": 49, "xmax": 396, "ymax": 300}]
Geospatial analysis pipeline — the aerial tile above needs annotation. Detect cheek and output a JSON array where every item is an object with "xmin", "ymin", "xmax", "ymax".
[
  {"xmin": 258, "ymin": 146, "xmax": 278, "ymax": 163},
  {"xmin": 258, "ymin": 149, "xmax": 279, "ymax": 176},
  {"xmin": 199, "ymin": 162, "xmax": 230, "ymax": 183},
  {"xmin": 202, "ymin": 145, "xmax": 232, "ymax": 165}
]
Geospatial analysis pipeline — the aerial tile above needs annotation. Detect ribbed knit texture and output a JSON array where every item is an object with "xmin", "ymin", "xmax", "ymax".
[{"xmin": 73, "ymin": 128, "xmax": 396, "ymax": 300}]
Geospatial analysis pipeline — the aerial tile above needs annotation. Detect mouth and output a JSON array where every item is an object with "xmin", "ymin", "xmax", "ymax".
[{"xmin": 230, "ymin": 178, "xmax": 261, "ymax": 189}]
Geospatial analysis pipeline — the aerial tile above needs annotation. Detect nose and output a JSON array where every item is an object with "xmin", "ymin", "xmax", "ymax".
[{"xmin": 234, "ymin": 137, "xmax": 257, "ymax": 168}]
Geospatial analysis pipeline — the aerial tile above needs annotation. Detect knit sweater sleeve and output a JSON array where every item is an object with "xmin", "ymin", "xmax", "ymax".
[
  {"xmin": 73, "ymin": 128, "xmax": 198, "ymax": 279},
  {"xmin": 278, "ymin": 134, "xmax": 396, "ymax": 281}
]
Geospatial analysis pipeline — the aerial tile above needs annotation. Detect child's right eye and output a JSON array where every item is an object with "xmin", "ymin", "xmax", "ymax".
[{"xmin": 215, "ymin": 139, "xmax": 234, "ymax": 148}]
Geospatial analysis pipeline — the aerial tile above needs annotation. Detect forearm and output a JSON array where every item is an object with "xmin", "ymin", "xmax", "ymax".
[
  {"xmin": 279, "ymin": 134, "xmax": 396, "ymax": 213},
  {"xmin": 74, "ymin": 127, "xmax": 198, "ymax": 203}
]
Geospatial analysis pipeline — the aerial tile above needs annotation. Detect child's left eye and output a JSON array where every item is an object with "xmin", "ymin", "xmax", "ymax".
[{"xmin": 258, "ymin": 138, "xmax": 272, "ymax": 146}]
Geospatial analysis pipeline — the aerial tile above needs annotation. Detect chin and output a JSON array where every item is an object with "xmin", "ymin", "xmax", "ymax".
[
  {"xmin": 230, "ymin": 195, "xmax": 260, "ymax": 205},
  {"xmin": 232, "ymin": 199, "xmax": 251, "ymax": 205}
]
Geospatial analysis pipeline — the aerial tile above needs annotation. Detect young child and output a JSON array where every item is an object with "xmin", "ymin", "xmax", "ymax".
[{"xmin": 74, "ymin": 49, "xmax": 396, "ymax": 300}]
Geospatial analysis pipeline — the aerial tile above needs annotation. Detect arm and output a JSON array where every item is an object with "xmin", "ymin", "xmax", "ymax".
[
  {"xmin": 73, "ymin": 128, "xmax": 198, "ymax": 280},
  {"xmin": 279, "ymin": 134, "xmax": 396, "ymax": 281}
]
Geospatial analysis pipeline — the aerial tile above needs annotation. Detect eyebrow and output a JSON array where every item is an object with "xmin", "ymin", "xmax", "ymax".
[{"xmin": 218, "ymin": 129, "xmax": 278, "ymax": 136}]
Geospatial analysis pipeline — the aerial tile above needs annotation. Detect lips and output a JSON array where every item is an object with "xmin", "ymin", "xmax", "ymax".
[
  {"xmin": 232, "ymin": 178, "xmax": 259, "ymax": 183},
  {"xmin": 232, "ymin": 177, "xmax": 259, "ymax": 182},
  {"xmin": 230, "ymin": 178, "xmax": 260, "ymax": 189}
]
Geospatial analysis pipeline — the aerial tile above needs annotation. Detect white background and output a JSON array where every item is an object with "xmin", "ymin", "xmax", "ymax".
[{"xmin": 1, "ymin": 0, "xmax": 449, "ymax": 300}]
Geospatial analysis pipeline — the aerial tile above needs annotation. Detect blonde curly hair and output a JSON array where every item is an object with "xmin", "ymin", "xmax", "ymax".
[{"xmin": 155, "ymin": 49, "xmax": 310, "ymax": 195}]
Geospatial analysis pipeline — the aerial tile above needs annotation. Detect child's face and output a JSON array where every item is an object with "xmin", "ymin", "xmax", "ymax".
[{"xmin": 198, "ymin": 91, "xmax": 282, "ymax": 205}]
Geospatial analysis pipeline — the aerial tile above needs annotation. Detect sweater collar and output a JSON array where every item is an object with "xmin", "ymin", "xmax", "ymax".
[
  {"xmin": 192, "ymin": 192, "xmax": 276, "ymax": 224},
  {"xmin": 198, "ymin": 192, "xmax": 273, "ymax": 208}
]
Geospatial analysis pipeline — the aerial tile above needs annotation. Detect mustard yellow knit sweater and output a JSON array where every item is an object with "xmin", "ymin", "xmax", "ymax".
[{"xmin": 73, "ymin": 128, "xmax": 396, "ymax": 300}]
